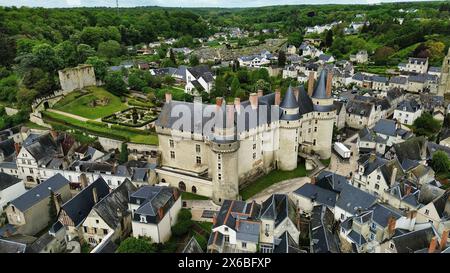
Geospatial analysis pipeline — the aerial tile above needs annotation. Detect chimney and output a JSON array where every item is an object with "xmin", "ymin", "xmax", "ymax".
[
  {"xmin": 308, "ymin": 71, "xmax": 315, "ymax": 96},
  {"xmin": 390, "ymin": 167, "xmax": 398, "ymax": 186},
  {"xmin": 275, "ymin": 89, "xmax": 281, "ymax": 106},
  {"xmin": 55, "ymin": 193, "xmax": 63, "ymax": 214},
  {"xmin": 440, "ymin": 230, "xmax": 449, "ymax": 250},
  {"xmin": 236, "ymin": 218, "xmax": 240, "ymax": 231},
  {"xmin": 429, "ymin": 236, "xmax": 437, "ymax": 253},
  {"xmin": 387, "ymin": 216, "xmax": 396, "ymax": 237},
  {"xmin": 212, "ymin": 214, "xmax": 217, "ymax": 226},
  {"xmin": 226, "ymin": 103, "xmax": 235, "ymax": 128},
  {"xmin": 215, "ymin": 97, "xmax": 223, "ymax": 108},
  {"xmin": 326, "ymin": 71, "xmax": 333, "ymax": 97},
  {"xmin": 310, "ymin": 177, "xmax": 316, "ymax": 185},
  {"xmin": 405, "ymin": 183, "xmax": 412, "ymax": 196},
  {"xmin": 92, "ymin": 187, "xmax": 98, "ymax": 204},
  {"xmin": 293, "ymin": 87, "xmax": 299, "ymax": 101},
  {"xmin": 14, "ymin": 143, "xmax": 21, "ymax": 156},
  {"xmin": 79, "ymin": 173, "xmax": 88, "ymax": 189},
  {"xmin": 116, "ymin": 207, "xmax": 123, "ymax": 219},
  {"xmin": 257, "ymin": 90, "xmax": 264, "ymax": 97},
  {"xmin": 249, "ymin": 93, "xmax": 258, "ymax": 109},
  {"xmin": 165, "ymin": 93, "xmax": 172, "ymax": 103},
  {"xmin": 234, "ymin": 98, "xmax": 241, "ymax": 114}
]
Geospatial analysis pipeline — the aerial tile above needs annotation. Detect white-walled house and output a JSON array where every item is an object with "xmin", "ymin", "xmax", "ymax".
[
  {"xmin": 400, "ymin": 58, "xmax": 429, "ymax": 74},
  {"xmin": 0, "ymin": 173, "xmax": 26, "ymax": 211},
  {"xmin": 393, "ymin": 100, "xmax": 422, "ymax": 125},
  {"xmin": 334, "ymin": 183, "xmax": 377, "ymax": 222},
  {"xmin": 184, "ymin": 65, "xmax": 215, "ymax": 94},
  {"xmin": 129, "ymin": 185, "xmax": 181, "ymax": 243},
  {"xmin": 291, "ymin": 183, "xmax": 338, "ymax": 215}
]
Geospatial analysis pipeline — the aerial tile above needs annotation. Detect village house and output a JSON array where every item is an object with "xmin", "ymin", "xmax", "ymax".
[
  {"xmin": 291, "ymin": 183, "xmax": 338, "ymax": 215},
  {"xmin": 380, "ymin": 226, "xmax": 446, "ymax": 253},
  {"xmin": 333, "ymin": 101, "xmax": 346, "ymax": 130},
  {"xmin": 357, "ymin": 127, "xmax": 388, "ymax": 155},
  {"xmin": 282, "ymin": 65, "xmax": 299, "ymax": 79},
  {"xmin": 259, "ymin": 194, "xmax": 300, "ymax": 253},
  {"xmin": 0, "ymin": 138, "xmax": 16, "ymax": 162},
  {"xmin": 0, "ymin": 173, "xmax": 25, "ymax": 211},
  {"xmin": 393, "ymin": 99, "xmax": 422, "ymax": 125},
  {"xmin": 286, "ymin": 45, "xmax": 297, "ymax": 55},
  {"xmin": 81, "ymin": 179, "xmax": 137, "ymax": 246},
  {"xmin": 58, "ymin": 177, "xmax": 110, "ymax": 242},
  {"xmin": 345, "ymin": 100, "xmax": 379, "ymax": 129},
  {"xmin": 334, "ymin": 183, "xmax": 377, "ymax": 222},
  {"xmin": 129, "ymin": 185, "xmax": 181, "ymax": 243},
  {"xmin": 5, "ymin": 174, "xmax": 72, "ymax": 236},
  {"xmin": 350, "ymin": 50, "xmax": 369, "ymax": 64},
  {"xmin": 371, "ymin": 76, "xmax": 389, "ymax": 91},
  {"xmin": 416, "ymin": 191, "xmax": 450, "ymax": 232},
  {"xmin": 399, "ymin": 57, "xmax": 429, "ymax": 74},
  {"xmin": 184, "ymin": 65, "xmax": 215, "ymax": 94},
  {"xmin": 208, "ymin": 200, "xmax": 261, "ymax": 253},
  {"xmin": 389, "ymin": 76, "xmax": 409, "ymax": 90},
  {"xmin": 238, "ymin": 50, "xmax": 274, "ymax": 68}
]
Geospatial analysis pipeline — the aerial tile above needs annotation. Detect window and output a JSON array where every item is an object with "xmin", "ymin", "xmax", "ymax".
[
  {"xmin": 377, "ymin": 175, "xmax": 380, "ymax": 180},
  {"xmin": 340, "ymin": 214, "xmax": 344, "ymax": 220},
  {"xmin": 170, "ymin": 151, "xmax": 175, "ymax": 159},
  {"xmin": 253, "ymin": 153, "xmax": 256, "ymax": 159},
  {"xmin": 93, "ymin": 227, "xmax": 97, "ymax": 234},
  {"xmin": 224, "ymin": 227, "xmax": 229, "ymax": 232},
  {"xmin": 313, "ymin": 139, "xmax": 316, "ymax": 145},
  {"xmin": 218, "ymin": 174, "xmax": 222, "ymax": 180},
  {"xmin": 196, "ymin": 144, "xmax": 201, "ymax": 153},
  {"xmin": 103, "ymin": 229, "xmax": 108, "ymax": 235},
  {"xmin": 169, "ymin": 139, "xmax": 174, "ymax": 148},
  {"xmin": 196, "ymin": 156, "xmax": 202, "ymax": 165},
  {"xmin": 224, "ymin": 236, "xmax": 230, "ymax": 243},
  {"xmin": 314, "ymin": 127, "xmax": 317, "ymax": 132},
  {"xmin": 218, "ymin": 154, "xmax": 221, "ymax": 160},
  {"xmin": 389, "ymin": 243, "xmax": 395, "ymax": 250},
  {"xmin": 242, "ymin": 242, "xmax": 247, "ymax": 249},
  {"xmin": 96, "ymin": 220, "xmax": 99, "ymax": 224},
  {"xmin": 140, "ymin": 215, "xmax": 147, "ymax": 223},
  {"xmin": 253, "ymin": 144, "xmax": 256, "ymax": 150},
  {"xmin": 218, "ymin": 163, "xmax": 221, "ymax": 170},
  {"xmin": 83, "ymin": 226, "xmax": 87, "ymax": 233},
  {"xmin": 425, "ymin": 209, "xmax": 429, "ymax": 215}
]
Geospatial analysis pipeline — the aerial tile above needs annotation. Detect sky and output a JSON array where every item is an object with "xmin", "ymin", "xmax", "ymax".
[{"xmin": 0, "ymin": 0, "xmax": 432, "ymax": 8}]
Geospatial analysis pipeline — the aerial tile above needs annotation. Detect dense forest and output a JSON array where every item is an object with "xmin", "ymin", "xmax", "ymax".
[{"xmin": 0, "ymin": 2, "xmax": 449, "ymax": 130}]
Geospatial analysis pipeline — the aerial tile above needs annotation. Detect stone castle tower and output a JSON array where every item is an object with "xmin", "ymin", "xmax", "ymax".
[
  {"xmin": 210, "ymin": 102, "xmax": 240, "ymax": 204},
  {"xmin": 438, "ymin": 48, "xmax": 450, "ymax": 96}
]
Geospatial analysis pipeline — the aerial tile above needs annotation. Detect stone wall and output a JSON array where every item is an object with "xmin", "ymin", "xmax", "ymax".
[
  {"xmin": 4, "ymin": 107, "xmax": 18, "ymax": 116},
  {"xmin": 58, "ymin": 64, "xmax": 96, "ymax": 93}
]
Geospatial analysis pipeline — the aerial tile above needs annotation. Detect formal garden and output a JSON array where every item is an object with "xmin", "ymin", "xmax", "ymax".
[{"xmin": 102, "ymin": 107, "xmax": 158, "ymax": 128}]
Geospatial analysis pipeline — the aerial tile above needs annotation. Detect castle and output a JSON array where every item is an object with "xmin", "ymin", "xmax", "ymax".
[
  {"xmin": 438, "ymin": 48, "xmax": 450, "ymax": 96},
  {"xmin": 155, "ymin": 70, "xmax": 336, "ymax": 204}
]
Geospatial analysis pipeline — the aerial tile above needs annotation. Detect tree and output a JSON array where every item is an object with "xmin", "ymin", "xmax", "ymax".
[
  {"xmin": 0, "ymin": 33, "xmax": 17, "ymax": 68},
  {"xmin": 97, "ymin": 40, "xmax": 122, "ymax": 59},
  {"xmin": 325, "ymin": 29, "xmax": 334, "ymax": 47},
  {"xmin": 373, "ymin": 46, "xmax": 396, "ymax": 65},
  {"xmin": 31, "ymin": 43, "xmax": 62, "ymax": 73},
  {"xmin": 128, "ymin": 71, "xmax": 146, "ymax": 91},
  {"xmin": 169, "ymin": 49, "xmax": 177, "ymax": 65},
  {"xmin": 105, "ymin": 72, "xmax": 127, "ymax": 95},
  {"xmin": 189, "ymin": 55, "xmax": 199, "ymax": 66},
  {"xmin": 86, "ymin": 57, "xmax": 108, "ymax": 81},
  {"xmin": 76, "ymin": 44, "xmax": 96, "ymax": 64},
  {"xmin": 278, "ymin": 50, "xmax": 286, "ymax": 67},
  {"xmin": 254, "ymin": 79, "xmax": 270, "ymax": 94},
  {"xmin": 431, "ymin": 151, "xmax": 450, "ymax": 174},
  {"xmin": 116, "ymin": 237, "xmax": 156, "ymax": 253},
  {"xmin": 413, "ymin": 112, "xmax": 442, "ymax": 138},
  {"xmin": 48, "ymin": 191, "xmax": 57, "ymax": 225},
  {"xmin": 119, "ymin": 143, "xmax": 129, "ymax": 164},
  {"xmin": 210, "ymin": 75, "xmax": 227, "ymax": 99},
  {"xmin": 287, "ymin": 31, "xmax": 304, "ymax": 47},
  {"xmin": 230, "ymin": 77, "xmax": 241, "ymax": 97}
]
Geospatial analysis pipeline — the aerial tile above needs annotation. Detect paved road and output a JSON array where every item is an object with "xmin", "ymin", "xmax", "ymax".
[
  {"xmin": 247, "ymin": 177, "xmax": 311, "ymax": 204},
  {"xmin": 327, "ymin": 133, "xmax": 359, "ymax": 177},
  {"xmin": 47, "ymin": 109, "xmax": 89, "ymax": 122}
]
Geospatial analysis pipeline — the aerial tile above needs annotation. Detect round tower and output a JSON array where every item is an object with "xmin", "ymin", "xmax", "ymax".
[
  {"xmin": 210, "ymin": 102, "xmax": 240, "ymax": 205},
  {"xmin": 278, "ymin": 86, "xmax": 301, "ymax": 171},
  {"xmin": 310, "ymin": 69, "xmax": 336, "ymax": 159}
]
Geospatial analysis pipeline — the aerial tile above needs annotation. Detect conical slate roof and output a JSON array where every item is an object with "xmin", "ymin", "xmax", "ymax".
[
  {"xmin": 280, "ymin": 86, "xmax": 299, "ymax": 109},
  {"xmin": 298, "ymin": 85, "xmax": 314, "ymax": 115},
  {"xmin": 312, "ymin": 70, "xmax": 329, "ymax": 99}
]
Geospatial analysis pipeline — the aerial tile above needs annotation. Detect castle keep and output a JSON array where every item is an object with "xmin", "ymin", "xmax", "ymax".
[{"xmin": 155, "ymin": 70, "xmax": 336, "ymax": 204}]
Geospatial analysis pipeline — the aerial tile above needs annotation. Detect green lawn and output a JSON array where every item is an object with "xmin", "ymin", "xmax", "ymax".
[
  {"xmin": 43, "ymin": 110, "xmax": 158, "ymax": 145},
  {"xmin": 54, "ymin": 86, "xmax": 129, "ymax": 119},
  {"xmin": 22, "ymin": 121, "xmax": 48, "ymax": 130},
  {"xmin": 181, "ymin": 191, "xmax": 210, "ymax": 200},
  {"xmin": 240, "ymin": 164, "xmax": 307, "ymax": 200},
  {"xmin": 127, "ymin": 98, "xmax": 154, "ymax": 108}
]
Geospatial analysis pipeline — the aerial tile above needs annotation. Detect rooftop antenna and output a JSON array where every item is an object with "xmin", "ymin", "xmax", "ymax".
[{"xmin": 116, "ymin": 0, "xmax": 119, "ymax": 16}]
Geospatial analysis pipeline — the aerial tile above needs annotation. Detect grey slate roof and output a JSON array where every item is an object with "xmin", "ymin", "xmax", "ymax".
[
  {"xmin": 392, "ymin": 227, "xmax": 437, "ymax": 253},
  {"xmin": 368, "ymin": 203, "xmax": 403, "ymax": 228},
  {"xmin": 23, "ymin": 133, "xmax": 58, "ymax": 166},
  {"xmin": 260, "ymin": 194, "xmax": 297, "ymax": 228},
  {"xmin": 0, "ymin": 238, "xmax": 27, "ymax": 253},
  {"xmin": 347, "ymin": 230, "xmax": 367, "ymax": 246},
  {"xmin": 182, "ymin": 236, "xmax": 204, "ymax": 253},
  {"xmin": 346, "ymin": 100, "xmax": 373, "ymax": 117},
  {"xmin": 274, "ymin": 231, "xmax": 302, "ymax": 253},
  {"xmin": 60, "ymin": 177, "xmax": 110, "ymax": 226},
  {"xmin": 11, "ymin": 174, "xmax": 69, "ymax": 212},
  {"xmin": 335, "ymin": 183, "xmax": 377, "ymax": 215},
  {"xmin": 311, "ymin": 70, "xmax": 330, "ymax": 99},
  {"xmin": 293, "ymin": 183, "xmax": 338, "ymax": 208},
  {"xmin": 390, "ymin": 76, "xmax": 408, "ymax": 85},
  {"xmin": 280, "ymin": 86, "xmax": 299, "ymax": 109},
  {"xmin": 0, "ymin": 138, "xmax": 15, "ymax": 159},
  {"xmin": 310, "ymin": 205, "xmax": 340, "ymax": 253},
  {"xmin": 373, "ymin": 119, "xmax": 397, "ymax": 137},
  {"xmin": 315, "ymin": 170, "xmax": 349, "ymax": 193},
  {"xmin": 0, "ymin": 172, "xmax": 21, "ymax": 191},
  {"xmin": 396, "ymin": 99, "xmax": 420, "ymax": 112},
  {"xmin": 91, "ymin": 179, "xmax": 137, "ymax": 229}
]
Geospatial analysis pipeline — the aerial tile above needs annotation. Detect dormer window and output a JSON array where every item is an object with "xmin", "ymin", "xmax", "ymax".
[{"xmin": 140, "ymin": 215, "xmax": 147, "ymax": 223}]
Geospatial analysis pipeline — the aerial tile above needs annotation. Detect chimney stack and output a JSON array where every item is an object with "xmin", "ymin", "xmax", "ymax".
[
  {"xmin": 215, "ymin": 97, "xmax": 223, "ymax": 108},
  {"xmin": 429, "ymin": 236, "xmax": 438, "ymax": 253},
  {"xmin": 293, "ymin": 87, "xmax": 299, "ymax": 101},
  {"xmin": 79, "ymin": 173, "xmax": 88, "ymax": 189},
  {"xmin": 93, "ymin": 187, "xmax": 98, "ymax": 204},
  {"xmin": 405, "ymin": 183, "xmax": 412, "ymax": 196},
  {"xmin": 165, "ymin": 93, "xmax": 172, "ymax": 103},
  {"xmin": 387, "ymin": 216, "xmax": 396, "ymax": 237},
  {"xmin": 440, "ymin": 230, "xmax": 449, "ymax": 250},
  {"xmin": 226, "ymin": 103, "xmax": 235, "ymax": 128},
  {"xmin": 50, "ymin": 130, "xmax": 58, "ymax": 140},
  {"xmin": 249, "ymin": 93, "xmax": 258, "ymax": 109},
  {"xmin": 234, "ymin": 98, "xmax": 241, "ymax": 114},
  {"xmin": 310, "ymin": 177, "xmax": 316, "ymax": 185},
  {"xmin": 275, "ymin": 89, "xmax": 281, "ymax": 106},
  {"xmin": 257, "ymin": 89, "xmax": 264, "ymax": 97},
  {"xmin": 326, "ymin": 71, "xmax": 333, "ymax": 97},
  {"xmin": 390, "ymin": 167, "xmax": 398, "ymax": 186},
  {"xmin": 14, "ymin": 143, "xmax": 21, "ymax": 156},
  {"xmin": 308, "ymin": 71, "xmax": 315, "ymax": 96},
  {"xmin": 55, "ymin": 193, "xmax": 63, "ymax": 214}
]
